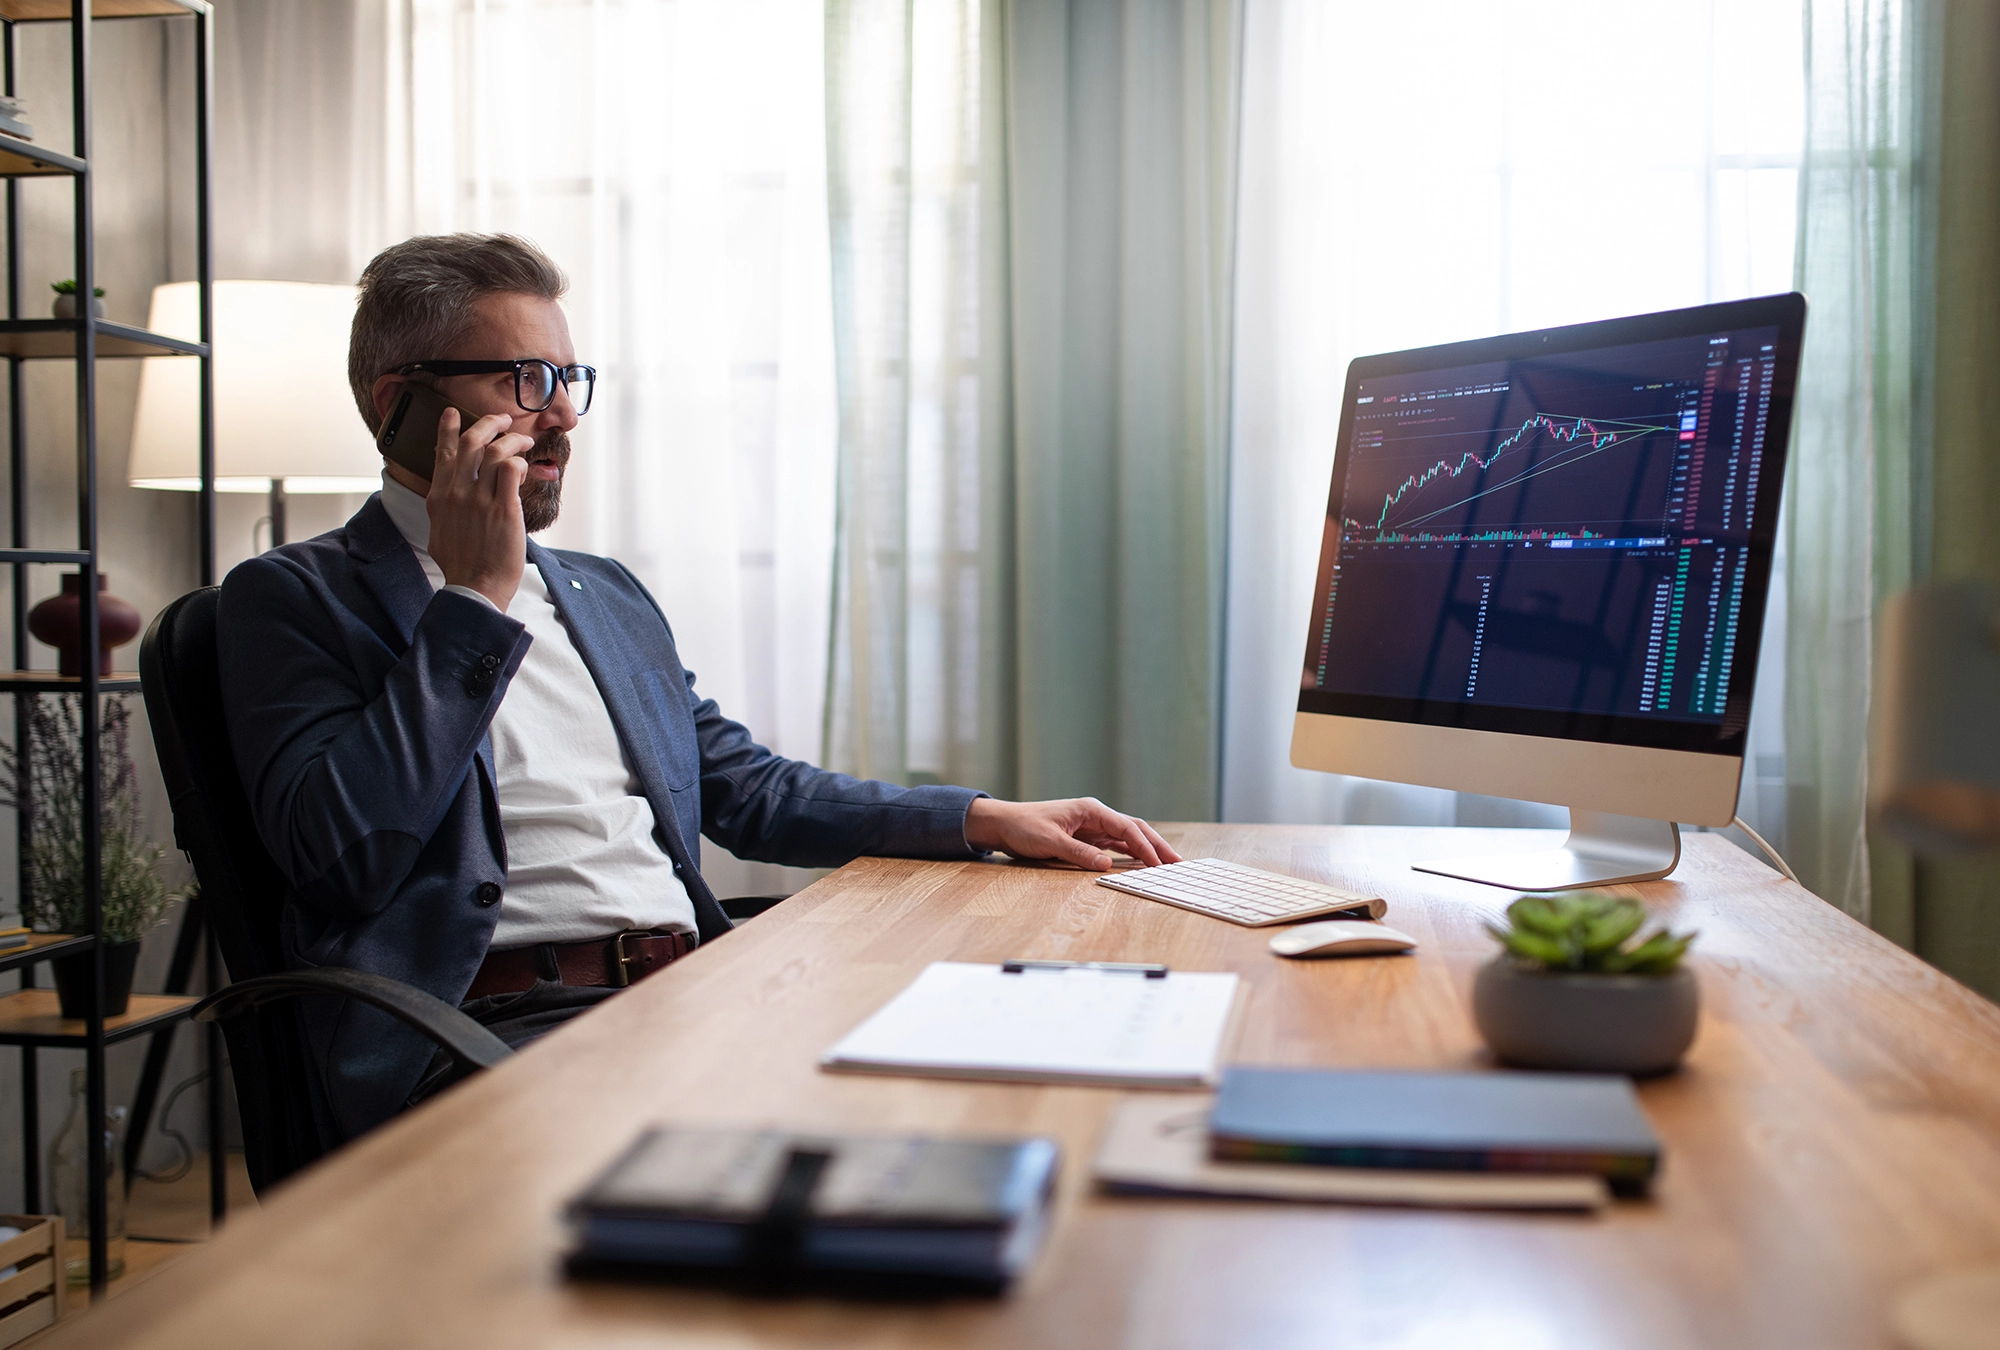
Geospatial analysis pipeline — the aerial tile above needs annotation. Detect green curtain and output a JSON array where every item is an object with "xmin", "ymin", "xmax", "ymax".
[
  {"xmin": 823, "ymin": 0, "xmax": 1243, "ymax": 819},
  {"xmin": 1791, "ymin": 0, "xmax": 2000, "ymax": 998},
  {"xmin": 1905, "ymin": 1, "xmax": 2000, "ymax": 999},
  {"xmin": 1787, "ymin": 0, "xmax": 1922, "ymax": 925}
]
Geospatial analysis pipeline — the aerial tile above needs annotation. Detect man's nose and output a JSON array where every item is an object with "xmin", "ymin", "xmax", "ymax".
[{"xmin": 538, "ymin": 382, "xmax": 581, "ymax": 433}]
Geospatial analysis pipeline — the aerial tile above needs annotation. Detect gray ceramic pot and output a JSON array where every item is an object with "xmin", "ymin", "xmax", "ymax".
[
  {"xmin": 1472, "ymin": 957, "xmax": 1698, "ymax": 1075},
  {"xmin": 50, "ymin": 293, "xmax": 104, "ymax": 319}
]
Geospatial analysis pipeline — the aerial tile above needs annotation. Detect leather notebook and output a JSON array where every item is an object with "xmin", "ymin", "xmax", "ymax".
[{"xmin": 565, "ymin": 1125, "xmax": 1060, "ymax": 1292}]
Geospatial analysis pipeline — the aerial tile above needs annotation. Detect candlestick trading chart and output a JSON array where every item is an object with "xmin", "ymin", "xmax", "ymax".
[{"xmin": 1307, "ymin": 327, "xmax": 1782, "ymax": 724}]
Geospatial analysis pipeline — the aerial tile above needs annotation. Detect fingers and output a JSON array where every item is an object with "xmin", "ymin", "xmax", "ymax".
[
  {"xmin": 1047, "ymin": 829, "xmax": 1115, "ymax": 872},
  {"xmin": 460, "ymin": 414, "xmax": 525, "ymax": 483},
  {"xmin": 483, "ymin": 452, "xmax": 527, "ymax": 505},
  {"xmin": 1066, "ymin": 798, "xmax": 1173, "ymax": 867},
  {"xmin": 1092, "ymin": 805, "xmax": 1163, "ymax": 867},
  {"xmin": 431, "ymin": 406, "xmax": 463, "ymax": 481},
  {"xmin": 1135, "ymin": 818, "xmax": 1182, "ymax": 864}
]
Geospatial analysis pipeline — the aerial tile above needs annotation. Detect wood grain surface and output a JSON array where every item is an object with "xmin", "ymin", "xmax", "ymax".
[{"xmin": 47, "ymin": 826, "xmax": 2000, "ymax": 1350}]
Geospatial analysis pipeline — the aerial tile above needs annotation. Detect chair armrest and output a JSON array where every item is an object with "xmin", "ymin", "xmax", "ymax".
[
  {"xmin": 720, "ymin": 894, "xmax": 791, "ymax": 924},
  {"xmin": 192, "ymin": 970, "xmax": 513, "ymax": 1072}
]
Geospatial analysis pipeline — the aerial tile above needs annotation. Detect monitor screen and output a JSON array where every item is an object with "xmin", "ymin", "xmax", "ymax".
[{"xmin": 1298, "ymin": 294, "xmax": 1806, "ymax": 758}]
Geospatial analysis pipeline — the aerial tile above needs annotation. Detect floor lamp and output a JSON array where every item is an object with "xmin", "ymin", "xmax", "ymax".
[
  {"xmin": 128, "ymin": 280, "xmax": 380, "ymax": 548},
  {"xmin": 1872, "ymin": 580, "xmax": 2000, "ymax": 1350},
  {"xmin": 120, "ymin": 281, "xmax": 380, "ymax": 1212}
]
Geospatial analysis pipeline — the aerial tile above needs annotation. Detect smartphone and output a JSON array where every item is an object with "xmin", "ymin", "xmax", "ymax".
[{"xmin": 376, "ymin": 381, "xmax": 468, "ymax": 482}]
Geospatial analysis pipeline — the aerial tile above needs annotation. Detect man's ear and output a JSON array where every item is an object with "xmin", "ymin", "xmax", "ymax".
[{"xmin": 371, "ymin": 372, "xmax": 408, "ymax": 430}]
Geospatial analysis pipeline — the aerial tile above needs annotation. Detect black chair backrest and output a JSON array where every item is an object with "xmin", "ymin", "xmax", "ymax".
[{"xmin": 140, "ymin": 587, "xmax": 333, "ymax": 1189}]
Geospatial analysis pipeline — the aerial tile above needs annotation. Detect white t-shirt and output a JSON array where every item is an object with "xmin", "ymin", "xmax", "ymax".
[{"xmin": 379, "ymin": 474, "xmax": 698, "ymax": 947}]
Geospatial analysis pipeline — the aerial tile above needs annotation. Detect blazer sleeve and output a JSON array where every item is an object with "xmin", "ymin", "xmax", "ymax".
[
  {"xmin": 217, "ymin": 556, "xmax": 532, "ymax": 923},
  {"xmin": 597, "ymin": 561, "xmax": 985, "ymax": 869},
  {"xmin": 692, "ymin": 683, "xmax": 988, "ymax": 869}
]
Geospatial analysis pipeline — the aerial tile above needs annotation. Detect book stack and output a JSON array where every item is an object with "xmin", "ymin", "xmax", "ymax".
[
  {"xmin": 1093, "ymin": 1066, "xmax": 1663, "ymax": 1212},
  {"xmin": 567, "ymin": 1126, "xmax": 1060, "ymax": 1292},
  {"xmin": 1208, "ymin": 1066, "xmax": 1662, "ymax": 1188}
]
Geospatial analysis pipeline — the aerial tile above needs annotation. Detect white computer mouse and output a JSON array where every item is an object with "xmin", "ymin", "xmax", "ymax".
[{"xmin": 1268, "ymin": 921, "xmax": 1417, "ymax": 959}]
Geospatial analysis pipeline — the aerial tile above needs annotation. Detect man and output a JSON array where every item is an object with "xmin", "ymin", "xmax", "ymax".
[{"xmin": 219, "ymin": 234, "xmax": 1178, "ymax": 1141}]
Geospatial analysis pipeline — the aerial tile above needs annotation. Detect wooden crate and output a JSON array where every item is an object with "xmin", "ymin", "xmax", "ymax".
[{"xmin": 0, "ymin": 1215, "xmax": 64, "ymax": 1347}]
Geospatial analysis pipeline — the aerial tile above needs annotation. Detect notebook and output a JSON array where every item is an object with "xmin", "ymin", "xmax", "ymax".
[
  {"xmin": 1093, "ymin": 1094, "xmax": 1608, "ymax": 1211},
  {"xmin": 1208, "ymin": 1067, "xmax": 1662, "ymax": 1185},
  {"xmin": 821, "ymin": 961, "xmax": 1241, "ymax": 1088},
  {"xmin": 566, "ymin": 1125, "xmax": 1060, "ymax": 1290}
]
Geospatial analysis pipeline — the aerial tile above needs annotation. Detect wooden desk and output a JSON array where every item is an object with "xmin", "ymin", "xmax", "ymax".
[{"xmin": 50, "ymin": 826, "xmax": 2000, "ymax": 1350}]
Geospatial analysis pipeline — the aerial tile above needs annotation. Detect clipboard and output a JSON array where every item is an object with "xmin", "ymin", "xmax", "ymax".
[{"xmin": 820, "ymin": 961, "xmax": 1241, "ymax": 1089}]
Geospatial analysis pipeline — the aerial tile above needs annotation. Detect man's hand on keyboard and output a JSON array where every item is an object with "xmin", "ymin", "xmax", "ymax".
[{"xmin": 964, "ymin": 797, "xmax": 1182, "ymax": 871}]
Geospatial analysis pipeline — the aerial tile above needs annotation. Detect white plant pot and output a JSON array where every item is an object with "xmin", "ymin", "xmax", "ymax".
[{"xmin": 51, "ymin": 293, "xmax": 105, "ymax": 319}]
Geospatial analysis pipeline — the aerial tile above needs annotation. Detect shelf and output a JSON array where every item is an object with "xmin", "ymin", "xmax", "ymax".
[
  {"xmin": 0, "ymin": 319, "xmax": 206, "ymax": 359},
  {"xmin": 0, "ymin": 1, "xmax": 208, "ymax": 20},
  {"xmin": 0, "ymin": 138, "xmax": 82, "ymax": 178},
  {"xmin": 0, "ymin": 549, "xmax": 87, "ymax": 564},
  {"xmin": 0, "ymin": 990, "xmax": 197, "ymax": 1046},
  {"xmin": 0, "ymin": 672, "xmax": 140, "ymax": 692},
  {"xmin": 0, "ymin": 932, "xmax": 90, "ymax": 977}
]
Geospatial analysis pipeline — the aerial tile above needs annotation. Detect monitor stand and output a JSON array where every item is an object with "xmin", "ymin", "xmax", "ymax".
[{"xmin": 1411, "ymin": 810, "xmax": 1681, "ymax": 891}]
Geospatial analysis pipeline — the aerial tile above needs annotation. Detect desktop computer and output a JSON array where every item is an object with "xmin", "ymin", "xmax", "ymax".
[{"xmin": 1291, "ymin": 293, "xmax": 1807, "ymax": 889}]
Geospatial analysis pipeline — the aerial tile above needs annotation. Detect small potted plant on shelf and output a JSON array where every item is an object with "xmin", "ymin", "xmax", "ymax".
[
  {"xmin": 1472, "ymin": 892, "xmax": 1699, "ymax": 1076},
  {"xmin": 0, "ymin": 695, "xmax": 185, "ymax": 1017},
  {"xmin": 49, "ymin": 279, "xmax": 104, "ymax": 320}
]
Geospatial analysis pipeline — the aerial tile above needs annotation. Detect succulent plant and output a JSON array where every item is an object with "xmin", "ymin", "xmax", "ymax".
[
  {"xmin": 1486, "ymin": 891, "xmax": 1694, "ymax": 975},
  {"xmin": 50, "ymin": 279, "xmax": 104, "ymax": 298}
]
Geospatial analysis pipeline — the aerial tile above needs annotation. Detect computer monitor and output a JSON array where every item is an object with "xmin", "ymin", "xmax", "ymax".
[{"xmin": 1291, "ymin": 293, "xmax": 1807, "ymax": 890}]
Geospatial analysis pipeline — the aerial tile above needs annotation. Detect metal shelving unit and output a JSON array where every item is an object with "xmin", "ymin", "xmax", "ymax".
[{"xmin": 0, "ymin": 0, "xmax": 214, "ymax": 1295}]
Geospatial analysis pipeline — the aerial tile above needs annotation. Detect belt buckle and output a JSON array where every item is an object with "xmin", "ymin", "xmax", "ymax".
[{"xmin": 612, "ymin": 931, "xmax": 643, "ymax": 987}]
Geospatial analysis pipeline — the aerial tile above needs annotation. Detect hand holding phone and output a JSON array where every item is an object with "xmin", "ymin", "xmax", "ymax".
[{"xmin": 383, "ymin": 386, "xmax": 534, "ymax": 610}]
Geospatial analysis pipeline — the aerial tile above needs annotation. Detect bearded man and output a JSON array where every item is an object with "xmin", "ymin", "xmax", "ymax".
[{"xmin": 218, "ymin": 233, "xmax": 1177, "ymax": 1141}]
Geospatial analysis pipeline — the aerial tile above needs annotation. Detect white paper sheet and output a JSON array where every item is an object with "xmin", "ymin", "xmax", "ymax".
[{"xmin": 821, "ymin": 962, "xmax": 1241, "ymax": 1088}]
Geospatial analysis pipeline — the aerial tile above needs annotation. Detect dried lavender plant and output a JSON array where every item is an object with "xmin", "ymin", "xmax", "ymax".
[{"xmin": 0, "ymin": 695, "xmax": 186, "ymax": 942}]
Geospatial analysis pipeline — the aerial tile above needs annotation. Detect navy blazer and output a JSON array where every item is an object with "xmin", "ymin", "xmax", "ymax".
[{"xmin": 218, "ymin": 495, "xmax": 982, "ymax": 1139}]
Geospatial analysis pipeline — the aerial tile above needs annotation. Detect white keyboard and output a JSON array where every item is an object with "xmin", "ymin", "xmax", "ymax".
[{"xmin": 1095, "ymin": 857, "xmax": 1387, "ymax": 928}]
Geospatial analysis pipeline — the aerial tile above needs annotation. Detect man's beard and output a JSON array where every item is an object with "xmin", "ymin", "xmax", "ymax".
[{"xmin": 520, "ymin": 428, "xmax": 570, "ymax": 533}]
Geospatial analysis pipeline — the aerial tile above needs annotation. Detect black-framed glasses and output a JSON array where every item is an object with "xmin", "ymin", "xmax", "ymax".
[{"xmin": 396, "ymin": 359, "xmax": 596, "ymax": 415}]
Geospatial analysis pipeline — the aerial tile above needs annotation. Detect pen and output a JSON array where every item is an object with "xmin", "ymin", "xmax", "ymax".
[{"xmin": 1000, "ymin": 959, "xmax": 1170, "ymax": 979}]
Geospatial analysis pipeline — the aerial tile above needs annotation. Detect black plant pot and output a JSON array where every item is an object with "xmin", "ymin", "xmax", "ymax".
[{"xmin": 50, "ymin": 940, "xmax": 142, "ymax": 1019}]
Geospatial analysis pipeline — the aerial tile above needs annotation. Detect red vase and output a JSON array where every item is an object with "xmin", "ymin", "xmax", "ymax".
[{"xmin": 28, "ymin": 573, "xmax": 143, "ymax": 677}]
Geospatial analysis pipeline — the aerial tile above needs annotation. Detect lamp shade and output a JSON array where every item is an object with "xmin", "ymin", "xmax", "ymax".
[
  {"xmin": 1869, "ymin": 581, "xmax": 2000, "ymax": 853},
  {"xmin": 127, "ymin": 280, "xmax": 381, "ymax": 493}
]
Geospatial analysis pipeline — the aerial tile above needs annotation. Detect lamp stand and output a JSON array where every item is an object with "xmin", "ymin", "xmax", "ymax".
[{"xmin": 268, "ymin": 477, "xmax": 287, "ymax": 549}]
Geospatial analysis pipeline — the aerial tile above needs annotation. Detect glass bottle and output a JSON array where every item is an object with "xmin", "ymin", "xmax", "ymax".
[{"xmin": 49, "ymin": 1067, "xmax": 127, "ymax": 1284}]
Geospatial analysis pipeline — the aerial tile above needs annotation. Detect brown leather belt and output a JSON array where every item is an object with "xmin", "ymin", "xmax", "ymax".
[{"xmin": 466, "ymin": 929, "xmax": 698, "ymax": 1001}]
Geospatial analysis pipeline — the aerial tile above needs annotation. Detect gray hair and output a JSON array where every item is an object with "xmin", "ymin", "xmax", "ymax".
[{"xmin": 348, "ymin": 233, "xmax": 568, "ymax": 433}]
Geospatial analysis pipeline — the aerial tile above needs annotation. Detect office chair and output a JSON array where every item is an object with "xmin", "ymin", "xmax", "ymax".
[
  {"xmin": 140, "ymin": 588, "xmax": 513, "ymax": 1193},
  {"xmin": 139, "ymin": 588, "xmax": 791, "ymax": 1192}
]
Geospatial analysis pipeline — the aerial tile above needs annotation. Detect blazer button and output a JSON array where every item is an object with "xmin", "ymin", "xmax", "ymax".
[
  {"xmin": 475, "ymin": 881, "xmax": 502, "ymax": 907},
  {"xmin": 480, "ymin": 653, "xmax": 500, "ymax": 670}
]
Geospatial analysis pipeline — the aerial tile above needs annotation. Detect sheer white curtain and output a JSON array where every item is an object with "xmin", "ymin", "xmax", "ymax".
[
  {"xmin": 383, "ymin": 0, "xmax": 839, "ymax": 893},
  {"xmin": 1223, "ymin": 0, "xmax": 1805, "ymax": 837}
]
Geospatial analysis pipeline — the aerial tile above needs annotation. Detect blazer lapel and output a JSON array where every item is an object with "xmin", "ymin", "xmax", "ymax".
[
  {"xmin": 527, "ymin": 544, "xmax": 685, "ymax": 850},
  {"xmin": 345, "ymin": 495, "xmax": 435, "ymax": 651},
  {"xmin": 349, "ymin": 494, "xmax": 498, "ymax": 791}
]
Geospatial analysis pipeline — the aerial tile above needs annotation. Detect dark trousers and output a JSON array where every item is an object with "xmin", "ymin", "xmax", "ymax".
[{"xmin": 407, "ymin": 979, "xmax": 619, "ymax": 1106}]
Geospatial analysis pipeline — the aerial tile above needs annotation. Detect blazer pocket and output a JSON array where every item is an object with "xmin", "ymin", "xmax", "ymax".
[{"xmin": 632, "ymin": 669, "xmax": 701, "ymax": 790}]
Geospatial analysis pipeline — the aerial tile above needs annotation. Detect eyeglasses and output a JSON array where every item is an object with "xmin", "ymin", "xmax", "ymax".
[{"xmin": 396, "ymin": 359, "xmax": 596, "ymax": 415}]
